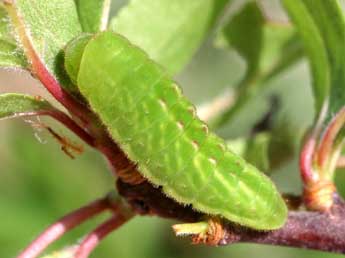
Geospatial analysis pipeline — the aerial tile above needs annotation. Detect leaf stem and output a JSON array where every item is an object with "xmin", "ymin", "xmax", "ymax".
[
  {"xmin": 299, "ymin": 103, "xmax": 338, "ymax": 211},
  {"xmin": 74, "ymin": 213, "xmax": 133, "ymax": 258},
  {"xmin": 299, "ymin": 133, "xmax": 318, "ymax": 184},
  {"xmin": 17, "ymin": 197, "xmax": 110, "ymax": 258},
  {"xmin": 299, "ymin": 102, "xmax": 327, "ymax": 184},
  {"xmin": 11, "ymin": 109, "xmax": 96, "ymax": 148}
]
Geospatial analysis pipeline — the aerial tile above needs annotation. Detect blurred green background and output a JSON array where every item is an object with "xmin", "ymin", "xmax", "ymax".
[{"xmin": 1, "ymin": 0, "xmax": 345, "ymax": 257}]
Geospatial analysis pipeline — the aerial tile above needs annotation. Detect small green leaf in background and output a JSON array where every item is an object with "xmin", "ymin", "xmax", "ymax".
[
  {"xmin": 0, "ymin": 93, "xmax": 53, "ymax": 120},
  {"xmin": 226, "ymin": 122, "xmax": 296, "ymax": 173},
  {"xmin": 217, "ymin": 1, "xmax": 264, "ymax": 80},
  {"xmin": 0, "ymin": 3, "xmax": 27, "ymax": 69},
  {"xmin": 304, "ymin": 0, "xmax": 345, "ymax": 119},
  {"xmin": 227, "ymin": 134, "xmax": 270, "ymax": 172},
  {"xmin": 110, "ymin": 0, "xmax": 229, "ymax": 74},
  {"xmin": 8, "ymin": 0, "xmax": 82, "ymax": 91},
  {"xmin": 211, "ymin": 1, "xmax": 303, "ymax": 128},
  {"xmin": 283, "ymin": 0, "xmax": 345, "ymax": 119},
  {"xmin": 75, "ymin": 0, "xmax": 111, "ymax": 33},
  {"xmin": 217, "ymin": 1, "xmax": 301, "ymax": 83},
  {"xmin": 282, "ymin": 0, "xmax": 330, "ymax": 116}
]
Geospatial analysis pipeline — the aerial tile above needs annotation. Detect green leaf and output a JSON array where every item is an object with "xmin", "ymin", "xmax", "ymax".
[
  {"xmin": 0, "ymin": 3, "xmax": 27, "ymax": 69},
  {"xmin": 217, "ymin": 2, "xmax": 264, "ymax": 78},
  {"xmin": 283, "ymin": 0, "xmax": 345, "ymax": 118},
  {"xmin": 110, "ymin": 0, "xmax": 229, "ymax": 74},
  {"xmin": 75, "ymin": 0, "xmax": 111, "ymax": 32},
  {"xmin": 282, "ymin": 0, "xmax": 330, "ymax": 116},
  {"xmin": 261, "ymin": 32, "xmax": 303, "ymax": 82},
  {"xmin": 0, "ymin": 93, "xmax": 53, "ymax": 120},
  {"xmin": 267, "ymin": 120, "xmax": 297, "ymax": 170},
  {"xmin": 6, "ymin": 0, "xmax": 82, "ymax": 91},
  {"xmin": 305, "ymin": 0, "xmax": 345, "ymax": 119},
  {"xmin": 210, "ymin": 1, "xmax": 303, "ymax": 128},
  {"xmin": 227, "ymin": 124, "xmax": 296, "ymax": 173},
  {"xmin": 226, "ymin": 134, "xmax": 269, "ymax": 172}
]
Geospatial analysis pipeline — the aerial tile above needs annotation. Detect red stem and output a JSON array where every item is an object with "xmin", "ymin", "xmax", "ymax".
[
  {"xmin": 75, "ymin": 215, "xmax": 130, "ymax": 258},
  {"xmin": 299, "ymin": 103, "xmax": 328, "ymax": 185},
  {"xmin": 47, "ymin": 111, "xmax": 95, "ymax": 146},
  {"xmin": 33, "ymin": 60, "xmax": 89, "ymax": 122},
  {"xmin": 299, "ymin": 135, "xmax": 318, "ymax": 184},
  {"xmin": 17, "ymin": 197, "xmax": 110, "ymax": 258}
]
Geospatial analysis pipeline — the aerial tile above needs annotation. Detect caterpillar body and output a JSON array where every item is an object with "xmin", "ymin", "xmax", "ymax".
[{"xmin": 64, "ymin": 31, "xmax": 287, "ymax": 230}]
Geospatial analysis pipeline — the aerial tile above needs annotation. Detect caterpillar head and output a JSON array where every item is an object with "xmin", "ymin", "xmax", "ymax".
[{"xmin": 64, "ymin": 33, "xmax": 93, "ymax": 85}]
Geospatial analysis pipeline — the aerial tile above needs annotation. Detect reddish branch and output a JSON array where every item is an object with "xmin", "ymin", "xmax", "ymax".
[
  {"xmin": 299, "ymin": 134, "xmax": 318, "ymax": 184},
  {"xmin": 17, "ymin": 197, "xmax": 110, "ymax": 258},
  {"xmin": 74, "ymin": 214, "xmax": 132, "ymax": 258}
]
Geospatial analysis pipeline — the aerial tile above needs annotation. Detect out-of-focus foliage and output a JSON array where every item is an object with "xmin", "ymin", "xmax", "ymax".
[
  {"xmin": 75, "ymin": 0, "xmax": 111, "ymax": 33},
  {"xmin": 110, "ymin": 0, "xmax": 229, "ymax": 74},
  {"xmin": 210, "ymin": 1, "xmax": 303, "ymax": 128},
  {"xmin": 0, "ymin": 124, "xmax": 342, "ymax": 258},
  {"xmin": 216, "ymin": 2, "xmax": 301, "ymax": 83},
  {"xmin": 283, "ymin": 0, "xmax": 345, "ymax": 119}
]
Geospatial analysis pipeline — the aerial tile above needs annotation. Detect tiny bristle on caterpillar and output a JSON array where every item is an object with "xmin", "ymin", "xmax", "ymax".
[{"xmin": 64, "ymin": 31, "xmax": 287, "ymax": 230}]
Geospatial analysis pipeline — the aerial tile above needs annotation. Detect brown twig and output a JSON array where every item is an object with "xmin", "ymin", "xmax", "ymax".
[
  {"xmin": 219, "ymin": 195, "xmax": 345, "ymax": 253},
  {"xmin": 117, "ymin": 180, "xmax": 345, "ymax": 254}
]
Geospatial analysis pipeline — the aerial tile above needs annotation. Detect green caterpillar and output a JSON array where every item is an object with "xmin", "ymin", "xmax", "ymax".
[{"xmin": 64, "ymin": 31, "xmax": 287, "ymax": 230}]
